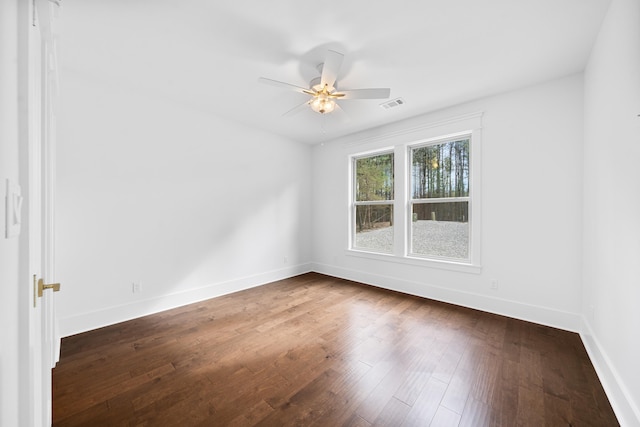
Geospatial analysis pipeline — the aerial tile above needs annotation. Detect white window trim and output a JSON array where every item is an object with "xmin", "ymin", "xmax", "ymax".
[
  {"xmin": 347, "ymin": 113, "xmax": 482, "ymax": 274},
  {"xmin": 407, "ymin": 133, "xmax": 473, "ymax": 262},
  {"xmin": 349, "ymin": 149, "xmax": 395, "ymax": 255}
]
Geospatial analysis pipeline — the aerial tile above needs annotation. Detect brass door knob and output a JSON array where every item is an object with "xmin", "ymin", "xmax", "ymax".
[{"xmin": 37, "ymin": 278, "xmax": 61, "ymax": 297}]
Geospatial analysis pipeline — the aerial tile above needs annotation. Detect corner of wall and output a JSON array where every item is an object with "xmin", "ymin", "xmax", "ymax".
[{"xmin": 580, "ymin": 318, "xmax": 640, "ymax": 427}]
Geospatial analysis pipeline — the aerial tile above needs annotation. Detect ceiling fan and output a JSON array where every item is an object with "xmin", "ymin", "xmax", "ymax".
[{"xmin": 258, "ymin": 50, "xmax": 391, "ymax": 115}]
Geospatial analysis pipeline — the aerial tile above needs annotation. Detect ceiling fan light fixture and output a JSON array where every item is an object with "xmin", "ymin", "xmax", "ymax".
[
  {"xmin": 258, "ymin": 49, "xmax": 391, "ymax": 117},
  {"xmin": 310, "ymin": 94, "xmax": 336, "ymax": 114}
]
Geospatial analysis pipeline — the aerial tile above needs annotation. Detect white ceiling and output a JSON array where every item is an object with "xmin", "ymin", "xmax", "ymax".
[{"xmin": 59, "ymin": 0, "xmax": 611, "ymax": 145}]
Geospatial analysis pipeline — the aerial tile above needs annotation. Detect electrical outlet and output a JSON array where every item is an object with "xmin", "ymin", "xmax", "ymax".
[
  {"xmin": 490, "ymin": 279, "xmax": 498, "ymax": 290},
  {"xmin": 132, "ymin": 282, "xmax": 141, "ymax": 293},
  {"xmin": 283, "ymin": 255, "xmax": 288, "ymax": 264}
]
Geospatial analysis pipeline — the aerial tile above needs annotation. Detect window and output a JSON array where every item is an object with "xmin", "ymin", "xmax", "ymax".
[
  {"xmin": 352, "ymin": 152, "xmax": 394, "ymax": 253},
  {"xmin": 410, "ymin": 137, "xmax": 470, "ymax": 261},
  {"xmin": 348, "ymin": 114, "xmax": 481, "ymax": 271}
]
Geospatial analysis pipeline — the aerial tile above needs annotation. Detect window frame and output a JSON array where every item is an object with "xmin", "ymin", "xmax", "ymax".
[
  {"xmin": 408, "ymin": 135, "xmax": 472, "ymax": 262},
  {"xmin": 347, "ymin": 116, "xmax": 482, "ymax": 274},
  {"xmin": 350, "ymin": 149, "xmax": 395, "ymax": 254}
]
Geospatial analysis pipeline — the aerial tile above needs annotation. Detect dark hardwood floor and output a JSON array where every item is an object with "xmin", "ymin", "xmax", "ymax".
[{"xmin": 53, "ymin": 273, "xmax": 619, "ymax": 426}]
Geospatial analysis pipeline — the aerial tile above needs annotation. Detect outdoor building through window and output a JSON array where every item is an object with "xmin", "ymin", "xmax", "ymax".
[
  {"xmin": 352, "ymin": 152, "xmax": 394, "ymax": 253},
  {"xmin": 410, "ymin": 137, "xmax": 470, "ymax": 260}
]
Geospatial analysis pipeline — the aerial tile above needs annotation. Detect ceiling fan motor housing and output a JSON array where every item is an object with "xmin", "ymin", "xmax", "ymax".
[{"xmin": 310, "ymin": 76, "xmax": 336, "ymax": 93}]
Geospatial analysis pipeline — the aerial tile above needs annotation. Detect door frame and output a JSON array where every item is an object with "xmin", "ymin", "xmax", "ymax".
[{"xmin": 17, "ymin": 0, "xmax": 60, "ymax": 425}]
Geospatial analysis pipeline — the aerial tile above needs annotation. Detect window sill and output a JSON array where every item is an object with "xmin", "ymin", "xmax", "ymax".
[{"xmin": 345, "ymin": 249, "xmax": 482, "ymax": 274}]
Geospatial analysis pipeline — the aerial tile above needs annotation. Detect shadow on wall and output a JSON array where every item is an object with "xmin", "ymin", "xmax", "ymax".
[{"xmin": 55, "ymin": 74, "xmax": 310, "ymax": 327}]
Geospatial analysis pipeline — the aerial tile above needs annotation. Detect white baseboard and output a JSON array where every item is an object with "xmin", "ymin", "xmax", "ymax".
[
  {"xmin": 58, "ymin": 262, "xmax": 579, "ymax": 338},
  {"xmin": 310, "ymin": 262, "xmax": 582, "ymax": 332},
  {"xmin": 581, "ymin": 320, "xmax": 640, "ymax": 427},
  {"xmin": 58, "ymin": 263, "xmax": 312, "ymax": 338}
]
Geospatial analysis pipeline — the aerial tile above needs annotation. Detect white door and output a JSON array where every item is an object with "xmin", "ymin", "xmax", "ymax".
[{"xmin": 25, "ymin": 1, "xmax": 60, "ymax": 425}]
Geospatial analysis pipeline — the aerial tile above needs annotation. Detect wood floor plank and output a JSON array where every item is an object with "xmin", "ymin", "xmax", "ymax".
[
  {"xmin": 371, "ymin": 396, "xmax": 410, "ymax": 426},
  {"xmin": 516, "ymin": 384, "xmax": 545, "ymax": 426},
  {"xmin": 220, "ymin": 399, "xmax": 274, "ymax": 427},
  {"xmin": 401, "ymin": 377, "xmax": 448, "ymax": 427},
  {"xmin": 489, "ymin": 358, "xmax": 519, "ymax": 426},
  {"xmin": 353, "ymin": 361, "xmax": 409, "ymax": 423},
  {"xmin": 430, "ymin": 405, "xmax": 462, "ymax": 427},
  {"xmin": 392, "ymin": 344, "xmax": 437, "ymax": 406},
  {"xmin": 308, "ymin": 360, "xmax": 392, "ymax": 426},
  {"xmin": 342, "ymin": 414, "xmax": 372, "ymax": 427},
  {"xmin": 255, "ymin": 368, "xmax": 343, "ymax": 426},
  {"xmin": 543, "ymin": 392, "xmax": 572, "ymax": 426},
  {"xmin": 459, "ymin": 396, "xmax": 492, "ymax": 427},
  {"xmin": 468, "ymin": 345, "xmax": 501, "ymax": 405},
  {"xmin": 52, "ymin": 272, "xmax": 619, "ymax": 426},
  {"xmin": 430, "ymin": 333, "xmax": 468, "ymax": 385}
]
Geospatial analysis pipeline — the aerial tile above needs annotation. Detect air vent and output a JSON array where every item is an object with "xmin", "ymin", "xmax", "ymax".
[{"xmin": 380, "ymin": 98, "xmax": 405, "ymax": 110}]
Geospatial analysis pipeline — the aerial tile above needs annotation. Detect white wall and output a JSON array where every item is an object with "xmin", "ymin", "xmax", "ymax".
[
  {"xmin": 312, "ymin": 74, "xmax": 585, "ymax": 331},
  {"xmin": 0, "ymin": 2, "xmax": 21, "ymax": 425},
  {"xmin": 582, "ymin": 0, "xmax": 640, "ymax": 424},
  {"xmin": 56, "ymin": 71, "xmax": 312, "ymax": 336}
]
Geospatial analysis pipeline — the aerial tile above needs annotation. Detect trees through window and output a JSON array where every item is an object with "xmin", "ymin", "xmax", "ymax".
[
  {"xmin": 350, "ymin": 134, "xmax": 475, "ymax": 265},
  {"xmin": 410, "ymin": 138, "xmax": 470, "ymax": 260},
  {"xmin": 352, "ymin": 152, "xmax": 394, "ymax": 253}
]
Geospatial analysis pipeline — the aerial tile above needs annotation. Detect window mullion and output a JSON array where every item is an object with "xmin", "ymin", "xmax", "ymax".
[
  {"xmin": 354, "ymin": 200, "xmax": 395, "ymax": 206},
  {"xmin": 412, "ymin": 197, "xmax": 470, "ymax": 204},
  {"xmin": 394, "ymin": 145, "xmax": 406, "ymax": 257}
]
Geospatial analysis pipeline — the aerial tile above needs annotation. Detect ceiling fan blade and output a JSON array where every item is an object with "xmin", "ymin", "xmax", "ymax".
[
  {"xmin": 335, "ymin": 88, "xmax": 391, "ymax": 100},
  {"xmin": 320, "ymin": 50, "xmax": 344, "ymax": 90},
  {"xmin": 282, "ymin": 100, "xmax": 311, "ymax": 117},
  {"xmin": 258, "ymin": 77, "xmax": 314, "ymax": 95},
  {"xmin": 332, "ymin": 103, "xmax": 351, "ymax": 123}
]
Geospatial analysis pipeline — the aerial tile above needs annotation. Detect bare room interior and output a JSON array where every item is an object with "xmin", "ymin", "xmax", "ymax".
[{"xmin": 1, "ymin": 0, "xmax": 639, "ymax": 425}]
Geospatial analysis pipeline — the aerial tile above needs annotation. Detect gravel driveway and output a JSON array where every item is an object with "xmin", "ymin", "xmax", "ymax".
[{"xmin": 355, "ymin": 220, "xmax": 469, "ymax": 259}]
